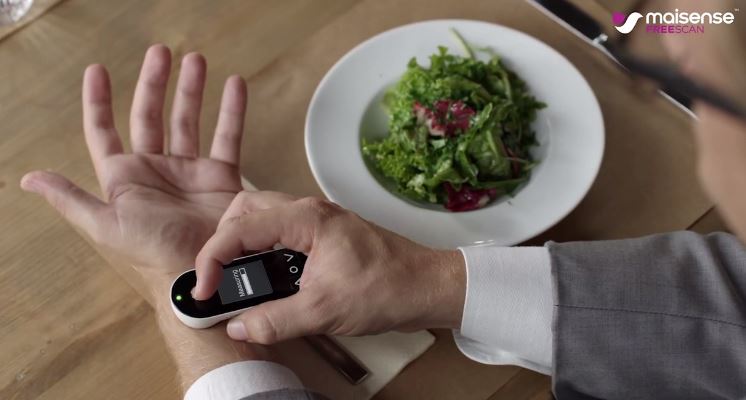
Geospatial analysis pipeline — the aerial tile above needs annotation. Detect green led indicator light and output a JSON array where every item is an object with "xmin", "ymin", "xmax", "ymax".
[{"xmin": 175, "ymin": 294, "xmax": 183, "ymax": 301}]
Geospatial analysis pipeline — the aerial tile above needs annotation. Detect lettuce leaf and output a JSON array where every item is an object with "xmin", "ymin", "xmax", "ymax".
[{"xmin": 362, "ymin": 38, "xmax": 545, "ymax": 210}]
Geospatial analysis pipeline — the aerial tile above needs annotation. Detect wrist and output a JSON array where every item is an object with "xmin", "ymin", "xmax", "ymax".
[
  {"xmin": 134, "ymin": 267, "xmax": 182, "ymax": 309},
  {"xmin": 412, "ymin": 248, "xmax": 466, "ymax": 330},
  {"xmin": 158, "ymin": 314, "xmax": 276, "ymax": 389},
  {"xmin": 139, "ymin": 268, "xmax": 275, "ymax": 361},
  {"xmin": 146, "ymin": 271, "xmax": 276, "ymax": 390}
]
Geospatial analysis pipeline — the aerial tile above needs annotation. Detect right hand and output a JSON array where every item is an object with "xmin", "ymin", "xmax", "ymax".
[{"xmin": 193, "ymin": 192, "xmax": 467, "ymax": 344}]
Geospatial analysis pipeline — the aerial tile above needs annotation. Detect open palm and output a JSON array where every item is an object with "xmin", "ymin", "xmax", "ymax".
[{"xmin": 22, "ymin": 45, "xmax": 247, "ymax": 278}]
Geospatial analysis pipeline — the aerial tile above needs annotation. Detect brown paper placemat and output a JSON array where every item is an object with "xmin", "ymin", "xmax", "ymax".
[{"xmin": 242, "ymin": 0, "xmax": 711, "ymax": 244}]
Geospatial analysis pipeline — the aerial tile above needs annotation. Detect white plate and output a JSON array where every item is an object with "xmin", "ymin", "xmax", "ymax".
[{"xmin": 305, "ymin": 20, "xmax": 604, "ymax": 248}]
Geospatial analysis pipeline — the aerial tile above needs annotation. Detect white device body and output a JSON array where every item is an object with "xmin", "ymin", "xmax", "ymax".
[{"xmin": 170, "ymin": 269, "xmax": 252, "ymax": 329}]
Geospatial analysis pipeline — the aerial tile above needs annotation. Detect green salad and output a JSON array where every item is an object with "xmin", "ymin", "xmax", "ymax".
[{"xmin": 362, "ymin": 32, "xmax": 546, "ymax": 212}]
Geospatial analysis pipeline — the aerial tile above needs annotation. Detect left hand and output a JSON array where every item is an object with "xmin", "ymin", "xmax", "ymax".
[{"xmin": 21, "ymin": 45, "xmax": 248, "ymax": 297}]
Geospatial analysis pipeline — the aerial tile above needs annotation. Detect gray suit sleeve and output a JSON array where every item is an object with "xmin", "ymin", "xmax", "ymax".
[
  {"xmin": 548, "ymin": 231, "xmax": 746, "ymax": 400},
  {"xmin": 239, "ymin": 389, "xmax": 330, "ymax": 400}
]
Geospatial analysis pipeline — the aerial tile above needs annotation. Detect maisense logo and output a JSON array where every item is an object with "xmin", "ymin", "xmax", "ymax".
[
  {"xmin": 613, "ymin": 12, "xmax": 644, "ymax": 34},
  {"xmin": 613, "ymin": 8, "xmax": 737, "ymax": 34}
]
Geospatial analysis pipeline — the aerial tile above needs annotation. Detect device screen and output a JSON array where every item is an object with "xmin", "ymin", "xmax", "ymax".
[
  {"xmin": 171, "ymin": 249, "xmax": 306, "ymax": 318},
  {"xmin": 217, "ymin": 260, "xmax": 273, "ymax": 304}
]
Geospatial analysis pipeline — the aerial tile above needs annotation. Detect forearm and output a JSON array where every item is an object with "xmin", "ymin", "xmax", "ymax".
[
  {"xmin": 451, "ymin": 232, "xmax": 746, "ymax": 398},
  {"xmin": 550, "ymin": 231, "xmax": 746, "ymax": 399},
  {"xmin": 155, "ymin": 299, "xmax": 272, "ymax": 389}
]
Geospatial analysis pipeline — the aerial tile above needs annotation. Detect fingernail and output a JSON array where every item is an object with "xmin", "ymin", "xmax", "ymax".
[
  {"xmin": 191, "ymin": 283, "xmax": 206, "ymax": 300},
  {"xmin": 227, "ymin": 319, "xmax": 248, "ymax": 340},
  {"xmin": 20, "ymin": 174, "xmax": 39, "ymax": 193}
]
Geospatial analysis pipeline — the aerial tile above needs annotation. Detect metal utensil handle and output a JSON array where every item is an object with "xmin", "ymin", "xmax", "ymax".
[{"xmin": 304, "ymin": 335, "xmax": 370, "ymax": 385}]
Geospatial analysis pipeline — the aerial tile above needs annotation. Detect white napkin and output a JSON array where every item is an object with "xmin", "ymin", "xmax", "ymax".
[
  {"xmin": 330, "ymin": 332, "xmax": 435, "ymax": 399},
  {"xmin": 240, "ymin": 179, "xmax": 436, "ymax": 399},
  {"xmin": 273, "ymin": 331, "xmax": 435, "ymax": 400}
]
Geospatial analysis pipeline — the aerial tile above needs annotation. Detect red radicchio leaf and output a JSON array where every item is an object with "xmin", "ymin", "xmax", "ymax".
[
  {"xmin": 414, "ymin": 100, "xmax": 475, "ymax": 137},
  {"xmin": 444, "ymin": 183, "xmax": 497, "ymax": 212}
]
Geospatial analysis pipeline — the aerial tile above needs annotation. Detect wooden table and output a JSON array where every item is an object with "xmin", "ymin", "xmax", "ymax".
[{"xmin": 0, "ymin": 0, "xmax": 727, "ymax": 399}]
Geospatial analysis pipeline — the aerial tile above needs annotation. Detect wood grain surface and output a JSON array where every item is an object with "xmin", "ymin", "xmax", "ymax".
[{"xmin": 0, "ymin": 0, "xmax": 720, "ymax": 399}]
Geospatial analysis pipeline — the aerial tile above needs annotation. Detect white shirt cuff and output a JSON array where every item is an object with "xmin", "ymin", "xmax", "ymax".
[
  {"xmin": 453, "ymin": 246, "xmax": 553, "ymax": 375},
  {"xmin": 184, "ymin": 360, "xmax": 304, "ymax": 400}
]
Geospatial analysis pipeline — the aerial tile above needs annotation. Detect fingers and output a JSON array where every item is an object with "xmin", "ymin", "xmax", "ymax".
[
  {"xmin": 20, "ymin": 171, "xmax": 108, "ymax": 238},
  {"xmin": 218, "ymin": 191, "xmax": 296, "ymax": 228},
  {"xmin": 170, "ymin": 53, "xmax": 206, "ymax": 158},
  {"xmin": 210, "ymin": 75, "xmax": 247, "ymax": 165},
  {"xmin": 82, "ymin": 64, "xmax": 123, "ymax": 179},
  {"xmin": 193, "ymin": 200, "xmax": 318, "ymax": 300},
  {"xmin": 130, "ymin": 44, "xmax": 172, "ymax": 154},
  {"xmin": 226, "ymin": 292, "xmax": 322, "ymax": 343}
]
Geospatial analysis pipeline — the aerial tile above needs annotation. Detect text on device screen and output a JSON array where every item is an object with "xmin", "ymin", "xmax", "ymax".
[{"xmin": 217, "ymin": 260, "xmax": 273, "ymax": 305}]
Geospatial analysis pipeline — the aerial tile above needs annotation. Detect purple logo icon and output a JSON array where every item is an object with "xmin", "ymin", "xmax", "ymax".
[{"xmin": 612, "ymin": 12, "xmax": 627, "ymax": 26}]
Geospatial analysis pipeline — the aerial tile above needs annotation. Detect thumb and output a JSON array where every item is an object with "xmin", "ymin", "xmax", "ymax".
[
  {"xmin": 21, "ymin": 171, "xmax": 108, "ymax": 237},
  {"xmin": 226, "ymin": 291, "xmax": 324, "ymax": 344}
]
